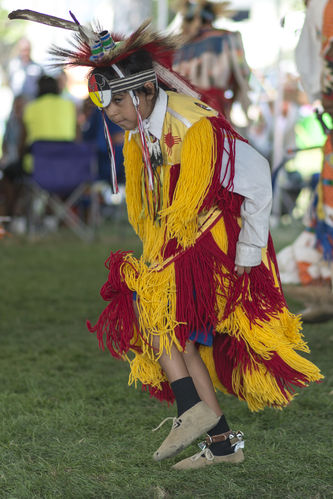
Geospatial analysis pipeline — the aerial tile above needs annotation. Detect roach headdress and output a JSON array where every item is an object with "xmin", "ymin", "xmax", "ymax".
[{"xmin": 8, "ymin": 9, "xmax": 201, "ymax": 192}]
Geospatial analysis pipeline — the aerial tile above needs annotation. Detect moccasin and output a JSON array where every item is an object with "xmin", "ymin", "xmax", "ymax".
[
  {"xmin": 172, "ymin": 447, "xmax": 244, "ymax": 470},
  {"xmin": 153, "ymin": 401, "xmax": 220, "ymax": 462}
]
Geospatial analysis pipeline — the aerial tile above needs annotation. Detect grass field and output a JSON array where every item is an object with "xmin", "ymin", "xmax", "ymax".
[{"xmin": 0, "ymin": 220, "xmax": 332, "ymax": 498}]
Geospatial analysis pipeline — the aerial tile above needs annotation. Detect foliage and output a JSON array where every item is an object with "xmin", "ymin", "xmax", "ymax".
[{"xmin": 0, "ymin": 1, "xmax": 25, "ymax": 72}]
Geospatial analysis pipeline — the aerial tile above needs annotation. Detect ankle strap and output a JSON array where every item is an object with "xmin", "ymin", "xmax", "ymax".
[
  {"xmin": 198, "ymin": 430, "xmax": 244, "ymax": 452},
  {"xmin": 205, "ymin": 430, "xmax": 233, "ymax": 445}
]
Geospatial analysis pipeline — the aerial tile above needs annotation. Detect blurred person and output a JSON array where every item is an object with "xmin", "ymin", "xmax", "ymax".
[
  {"xmin": 0, "ymin": 95, "xmax": 26, "ymax": 169},
  {"xmin": 0, "ymin": 95, "xmax": 26, "ymax": 217},
  {"xmin": 22, "ymin": 75, "xmax": 78, "ymax": 150},
  {"xmin": 295, "ymin": 0, "xmax": 328, "ymax": 104},
  {"xmin": 275, "ymin": 75, "xmax": 300, "ymax": 163},
  {"xmin": 56, "ymin": 69, "xmax": 82, "ymax": 108},
  {"xmin": 1, "ymin": 75, "xmax": 78, "ymax": 229},
  {"xmin": 270, "ymin": 75, "xmax": 305, "ymax": 221},
  {"xmin": 57, "ymin": 69, "xmax": 70, "ymax": 97},
  {"xmin": 277, "ymin": 0, "xmax": 333, "ymax": 322},
  {"xmin": 7, "ymin": 37, "xmax": 43, "ymax": 101},
  {"xmin": 172, "ymin": 1, "xmax": 251, "ymax": 121},
  {"xmin": 247, "ymin": 101, "xmax": 274, "ymax": 159},
  {"xmin": 248, "ymin": 74, "xmax": 303, "ymax": 162}
]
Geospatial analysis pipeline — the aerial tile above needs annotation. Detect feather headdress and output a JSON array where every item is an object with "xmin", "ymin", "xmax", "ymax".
[
  {"xmin": 50, "ymin": 19, "xmax": 177, "ymax": 68},
  {"xmin": 47, "ymin": 18, "xmax": 201, "ymax": 98},
  {"xmin": 8, "ymin": 9, "xmax": 203, "ymax": 196},
  {"xmin": 8, "ymin": 10, "xmax": 200, "ymax": 97}
]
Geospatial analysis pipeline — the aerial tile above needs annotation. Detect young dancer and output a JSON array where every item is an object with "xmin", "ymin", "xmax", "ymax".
[{"xmin": 8, "ymin": 12, "xmax": 323, "ymax": 469}]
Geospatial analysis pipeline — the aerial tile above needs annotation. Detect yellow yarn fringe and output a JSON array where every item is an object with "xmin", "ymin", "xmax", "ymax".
[
  {"xmin": 129, "ymin": 354, "xmax": 167, "ymax": 389},
  {"xmin": 124, "ymin": 135, "xmax": 173, "ymax": 264},
  {"xmin": 123, "ymin": 135, "xmax": 144, "ymax": 236},
  {"xmin": 123, "ymin": 255, "xmax": 182, "ymax": 360},
  {"xmin": 124, "ymin": 119, "xmax": 218, "ymax": 260},
  {"xmin": 159, "ymin": 118, "xmax": 216, "ymax": 248}
]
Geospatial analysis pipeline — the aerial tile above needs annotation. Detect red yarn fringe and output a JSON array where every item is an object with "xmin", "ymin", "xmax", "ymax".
[
  {"xmin": 142, "ymin": 381, "xmax": 175, "ymax": 404},
  {"xmin": 172, "ymin": 227, "xmax": 286, "ymax": 347},
  {"xmin": 86, "ymin": 250, "xmax": 140, "ymax": 358},
  {"xmin": 201, "ymin": 116, "xmax": 245, "ymax": 213}
]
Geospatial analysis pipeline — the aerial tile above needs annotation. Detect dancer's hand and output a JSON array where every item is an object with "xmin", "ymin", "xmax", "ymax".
[{"xmin": 234, "ymin": 265, "xmax": 251, "ymax": 275}]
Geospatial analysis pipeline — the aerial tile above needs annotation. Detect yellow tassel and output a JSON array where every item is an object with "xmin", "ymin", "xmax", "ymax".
[
  {"xmin": 129, "ymin": 354, "xmax": 166, "ymax": 389},
  {"xmin": 123, "ymin": 134, "xmax": 145, "ymax": 236},
  {"xmin": 237, "ymin": 364, "xmax": 293, "ymax": 411},
  {"xmin": 160, "ymin": 118, "xmax": 216, "ymax": 248},
  {"xmin": 123, "ymin": 256, "xmax": 182, "ymax": 360}
]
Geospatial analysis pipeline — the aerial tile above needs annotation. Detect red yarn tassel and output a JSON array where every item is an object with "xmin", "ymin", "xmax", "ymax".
[
  {"xmin": 213, "ymin": 333, "xmax": 250, "ymax": 397},
  {"xmin": 87, "ymin": 250, "xmax": 141, "ymax": 358},
  {"xmin": 174, "ymin": 236, "xmax": 219, "ymax": 348},
  {"xmin": 171, "ymin": 223, "xmax": 287, "ymax": 345},
  {"xmin": 201, "ymin": 116, "xmax": 246, "ymax": 213},
  {"xmin": 142, "ymin": 382, "xmax": 175, "ymax": 404}
]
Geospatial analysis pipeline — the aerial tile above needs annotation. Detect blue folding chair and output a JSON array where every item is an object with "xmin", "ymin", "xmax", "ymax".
[{"xmin": 28, "ymin": 141, "xmax": 98, "ymax": 241}]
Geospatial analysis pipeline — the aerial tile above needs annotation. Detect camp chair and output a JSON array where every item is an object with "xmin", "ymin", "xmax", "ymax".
[{"xmin": 27, "ymin": 141, "xmax": 99, "ymax": 241}]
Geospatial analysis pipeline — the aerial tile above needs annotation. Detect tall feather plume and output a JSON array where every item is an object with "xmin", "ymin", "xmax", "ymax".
[
  {"xmin": 8, "ymin": 9, "xmax": 98, "ymax": 45},
  {"xmin": 48, "ymin": 20, "xmax": 202, "ymax": 99},
  {"xmin": 8, "ymin": 9, "xmax": 80, "ymax": 31},
  {"xmin": 49, "ymin": 19, "xmax": 181, "ymax": 70},
  {"xmin": 8, "ymin": 11, "xmax": 180, "ymax": 71},
  {"xmin": 8, "ymin": 9, "xmax": 99, "ymax": 61},
  {"xmin": 8, "ymin": 10, "xmax": 204, "ymax": 101}
]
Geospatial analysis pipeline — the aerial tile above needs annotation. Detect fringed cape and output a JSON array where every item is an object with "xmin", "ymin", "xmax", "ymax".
[{"xmin": 88, "ymin": 92, "xmax": 323, "ymax": 411}]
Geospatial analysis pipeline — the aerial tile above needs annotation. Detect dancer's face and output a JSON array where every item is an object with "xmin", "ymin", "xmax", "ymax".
[{"xmin": 104, "ymin": 83, "xmax": 156, "ymax": 131}]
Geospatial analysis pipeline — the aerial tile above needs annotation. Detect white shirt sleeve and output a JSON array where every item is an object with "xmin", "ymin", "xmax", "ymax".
[{"xmin": 220, "ymin": 138, "xmax": 272, "ymax": 267}]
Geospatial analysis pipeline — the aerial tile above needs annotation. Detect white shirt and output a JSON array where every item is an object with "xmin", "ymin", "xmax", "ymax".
[{"xmin": 133, "ymin": 88, "xmax": 272, "ymax": 267}]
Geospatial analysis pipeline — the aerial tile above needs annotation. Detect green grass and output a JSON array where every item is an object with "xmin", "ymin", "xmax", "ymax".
[{"xmin": 0, "ymin": 220, "xmax": 332, "ymax": 498}]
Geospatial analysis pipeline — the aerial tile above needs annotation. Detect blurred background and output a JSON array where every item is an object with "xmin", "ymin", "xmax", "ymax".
[
  {"xmin": 0, "ymin": 0, "xmax": 310, "ymax": 134},
  {"xmin": 0, "ymin": 0, "xmax": 329, "ymax": 238}
]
